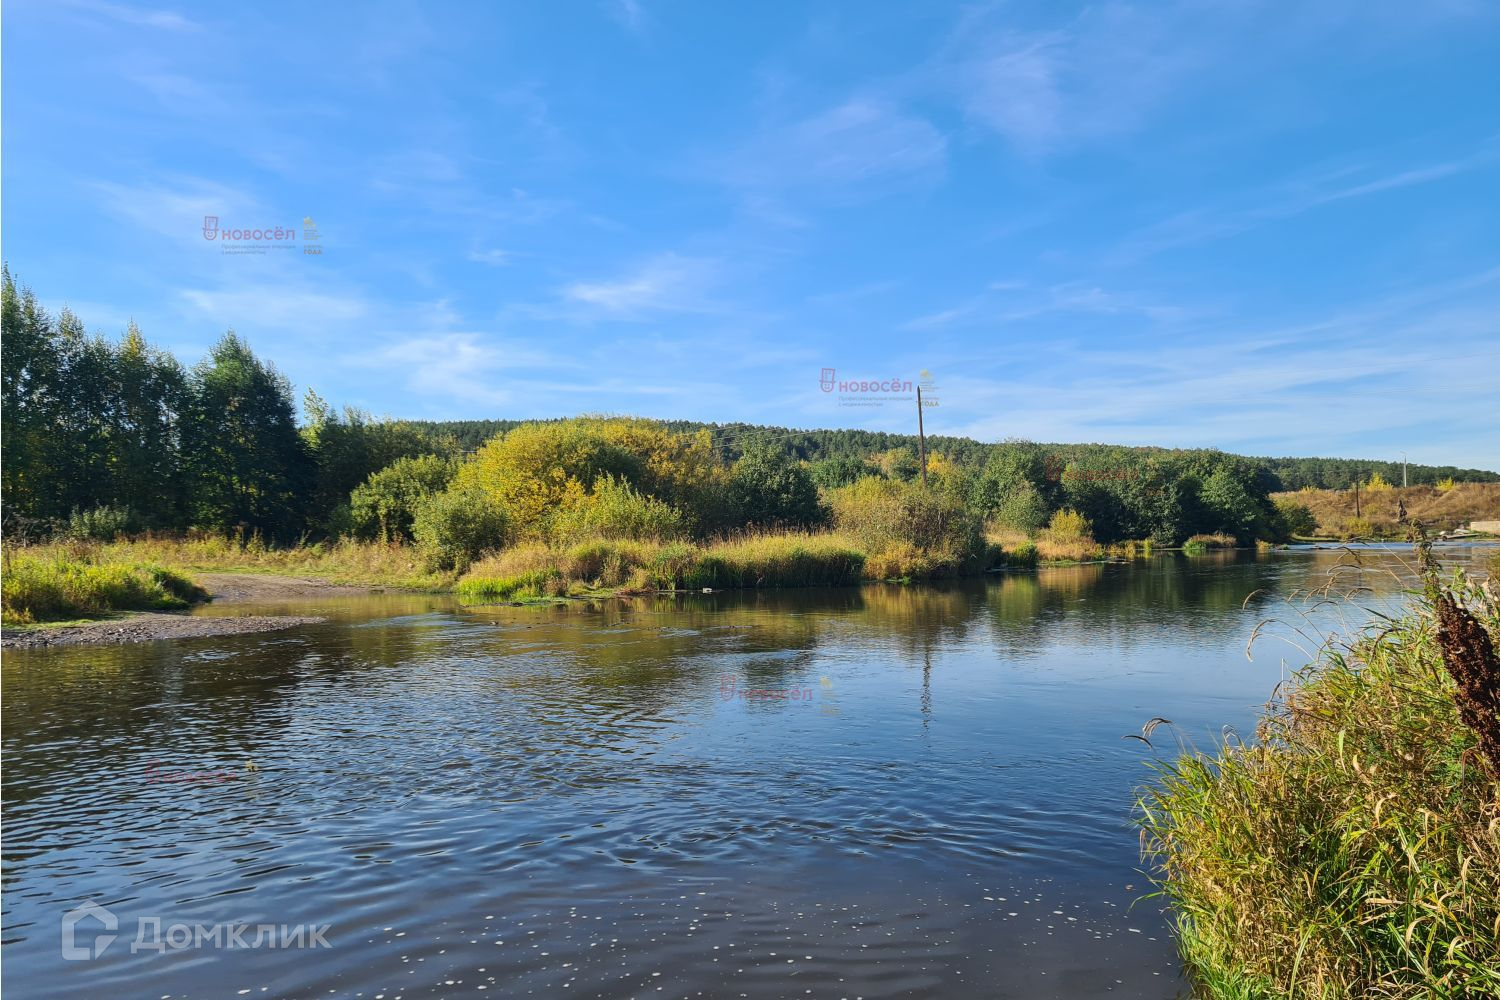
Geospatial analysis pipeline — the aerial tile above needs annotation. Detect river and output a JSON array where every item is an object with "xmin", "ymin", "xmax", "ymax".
[{"xmin": 3, "ymin": 544, "xmax": 1492, "ymax": 999}]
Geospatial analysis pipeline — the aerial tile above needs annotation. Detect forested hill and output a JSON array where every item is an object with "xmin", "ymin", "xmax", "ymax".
[{"xmin": 406, "ymin": 419, "xmax": 1498, "ymax": 491}]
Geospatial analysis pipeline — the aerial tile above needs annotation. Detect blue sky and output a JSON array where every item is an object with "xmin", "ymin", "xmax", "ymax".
[{"xmin": 4, "ymin": 0, "xmax": 1498, "ymax": 468}]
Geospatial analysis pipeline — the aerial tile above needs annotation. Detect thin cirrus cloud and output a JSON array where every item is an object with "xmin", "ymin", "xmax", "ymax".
[
  {"xmin": 90, "ymin": 177, "xmax": 262, "ymax": 241},
  {"xmin": 561, "ymin": 253, "xmax": 722, "ymax": 316},
  {"xmin": 59, "ymin": 0, "xmax": 200, "ymax": 31},
  {"xmin": 359, "ymin": 333, "xmax": 563, "ymax": 408},
  {"xmin": 715, "ymin": 98, "xmax": 947, "ymax": 196},
  {"xmin": 1118, "ymin": 144, "xmax": 1500, "ymax": 260},
  {"xmin": 177, "ymin": 285, "xmax": 372, "ymax": 332},
  {"xmin": 943, "ymin": 2, "xmax": 1210, "ymax": 153},
  {"xmin": 468, "ymin": 248, "xmax": 512, "ymax": 267}
]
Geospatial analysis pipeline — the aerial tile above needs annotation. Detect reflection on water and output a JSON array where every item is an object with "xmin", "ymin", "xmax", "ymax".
[{"xmin": 2, "ymin": 544, "xmax": 1491, "ymax": 999}]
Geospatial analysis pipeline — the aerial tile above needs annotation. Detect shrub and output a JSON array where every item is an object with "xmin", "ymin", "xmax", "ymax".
[
  {"xmin": 990, "ymin": 480, "xmax": 1050, "ymax": 535},
  {"xmin": 1339, "ymin": 517, "xmax": 1375, "ymax": 540},
  {"xmin": 64, "ymin": 505, "xmax": 138, "ymax": 542},
  {"xmin": 412, "ymin": 487, "xmax": 509, "ymax": 570},
  {"xmin": 549, "ymin": 475, "xmax": 690, "ymax": 543},
  {"xmin": 828, "ymin": 476, "xmax": 986, "ymax": 569},
  {"xmin": 1003, "ymin": 541, "xmax": 1038, "ymax": 568},
  {"xmin": 454, "ymin": 418, "xmax": 721, "ymax": 537},
  {"xmin": 1272, "ymin": 497, "xmax": 1319, "ymax": 538},
  {"xmin": 808, "ymin": 455, "xmax": 868, "ymax": 489},
  {"xmin": 1046, "ymin": 508, "xmax": 1091, "ymax": 539},
  {"xmin": 348, "ymin": 454, "xmax": 456, "ymax": 542},
  {"xmin": 1035, "ymin": 508, "xmax": 1103, "ymax": 561}
]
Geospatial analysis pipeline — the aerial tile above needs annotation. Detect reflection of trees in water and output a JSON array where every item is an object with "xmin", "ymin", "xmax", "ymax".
[
  {"xmin": 3, "ymin": 550, "xmax": 1429, "ymax": 831},
  {"xmin": 982, "ymin": 553, "xmax": 1307, "ymax": 658}
]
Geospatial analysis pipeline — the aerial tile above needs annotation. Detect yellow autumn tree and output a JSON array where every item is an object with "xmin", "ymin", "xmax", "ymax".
[{"xmin": 452, "ymin": 417, "xmax": 724, "ymax": 538}]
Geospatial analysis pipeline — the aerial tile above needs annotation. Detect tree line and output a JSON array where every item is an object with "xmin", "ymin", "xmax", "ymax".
[{"xmin": 5, "ymin": 267, "xmax": 1492, "ymax": 550}]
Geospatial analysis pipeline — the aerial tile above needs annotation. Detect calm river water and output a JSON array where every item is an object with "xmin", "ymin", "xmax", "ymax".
[{"xmin": 4, "ymin": 544, "xmax": 1492, "ymax": 999}]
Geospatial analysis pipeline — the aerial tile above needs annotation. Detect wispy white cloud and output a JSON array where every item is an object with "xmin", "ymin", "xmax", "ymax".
[
  {"xmin": 932, "ymin": 269, "xmax": 1500, "ymax": 468},
  {"xmin": 468, "ymin": 248, "xmax": 512, "ymax": 267},
  {"xmin": 89, "ymin": 176, "xmax": 262, "ymax": 240},
  {"xmin": 1119, "ymin": 143, "xmax": 1500, "ymax": 259},
  {"xmin": 562, "ymin": 253, "xmax": 721, "ymax": 316},
  {"xmin": 715, "ymin": 98, "xmax": 947, "ymax": 198},
  {"xmin": 177, "ymin": 285, "xmax": 372, "ymax": 330},
  {"xmin": 938, "ymin": 1, "xmax": 1492, "ymax": 155},
  {"xmin": 359, "ymin": 333, "xmax": 557, "ymax": 407},
  {"xmin": 943, "ymin": 3, "xmax": 1210, "ymax": 153},
  {"xmin": 606, "ymin": 0, "xmax": 646, "ymax": 34},
  {"xmin": 900, "ymin": 280, "xmax": 1192, "ymax": 331},
  {"xmin": 60, "ymin": 0, "xmax": 199, "ymax": 31}
]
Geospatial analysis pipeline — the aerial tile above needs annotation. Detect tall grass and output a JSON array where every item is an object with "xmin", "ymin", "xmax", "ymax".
[
  {"xmin": 1138, "ymin": 580, "xmax": 1500, "ymax": 999},
  {"xmin": 457, "ymin": 532, "xmax": 869, "ymax": 599},
  {"xmin": 85, "ymin": 533, "xmax": 455, "ymax": 590},
  {"xmin": 2, "ymin": 545, "xmax": 207, "ymax": 624},
  {"xmin": 1182, "ymin": 532, "xmax": 1237, "ymax": 555}
]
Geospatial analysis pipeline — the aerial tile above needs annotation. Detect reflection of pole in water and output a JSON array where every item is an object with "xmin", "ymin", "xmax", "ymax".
[{"xmin": 921, "ymin": 648, "xmax": 932, "ymax": 728}]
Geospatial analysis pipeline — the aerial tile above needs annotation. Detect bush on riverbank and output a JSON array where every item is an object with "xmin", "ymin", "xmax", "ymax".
[
  {"xmin": 1138, "ymin": 579, "xmax": 1500, "ymax": 999},
  {"xmin": 827, "ymin": 475, "xmax": 989, "ymax": 576},
  {"xmin": 1030, "ymin": 508, "xmax": 1104, "ymax": 562},
  {"xmin": 2, "ymin": 546, "xmax": 207, "ymax": 623},
  {"xmin": 1182, "ymin": 532, "xmax": 1237, "ymax": 555}
]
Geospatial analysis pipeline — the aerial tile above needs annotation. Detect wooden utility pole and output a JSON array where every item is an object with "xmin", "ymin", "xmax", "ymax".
[
  {"xmin": 916, "ymin": 386, "xmax": 928, "ymax": 486},
  {"xmin": 1354, "ymin": 480, "xmax": 1361, "ymax": 518}
]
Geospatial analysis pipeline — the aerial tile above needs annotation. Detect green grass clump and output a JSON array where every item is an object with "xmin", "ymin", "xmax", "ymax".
[
  {"xmin": 677, "ymin": 533, "xmax": 866, "ymax": 589},
  {"xmin": 455, "ymin": 567, "xmax": 564, "ymax": 601},
  {"xmin": 1000, "ymin": 541, "xmax": 1038, "ymax": 568},
  {"xmin": 3, "ymin": 547, "xmax": 208, "ymax": 623},
  {"xmin": 1183, "ymin": 532, "xmax": 1238, "ymax": 555},
  {"xmin": 1138, "ymin": 585, "xmax": 1500, "ymax": 999}
]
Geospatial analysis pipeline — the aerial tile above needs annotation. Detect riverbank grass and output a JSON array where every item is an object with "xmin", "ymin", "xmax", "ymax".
[
  {"xmin": 1138, "ymin": 583, "xmax": 1500, "ymax": 999},
  {"xmin": 2, "ymin": 547, "xmax": 207, "ymax": 624},
  {"xmin": 79, "ymin": 535, "xmax": 455, "ymax": 590},
  {"xmin": 457, "ymin": 533, "xmax": 869, "ymax": 601}
]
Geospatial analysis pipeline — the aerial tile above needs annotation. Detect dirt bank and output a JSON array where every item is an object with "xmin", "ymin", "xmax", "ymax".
[
  {"xmin": 3, "ymin": 573, "xmax": 376, "ymax": 649},
  {"xmin": 2, "ymin": 612, "xmax": 327, "ymax": 649},
  {"xmin": 196, "ymin": 572, "xmax": 376, "ymax": 602}
]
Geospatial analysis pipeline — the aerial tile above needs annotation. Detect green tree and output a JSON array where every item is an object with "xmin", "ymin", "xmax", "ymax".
[
  {"xmin": 808, "ymin": 455, "xmax": 868, "ymax": 489},
  {"xmin": 991, "ymin": 479, "xmax": 1050, "ymax": 535},
  {"xmin": 302, "ymin": 392, "xmax": 437, "ymax": 533},
  {"xmin": 183, "ymin": 333, "xmax": 309, "ymax": 537},
  {"xmin": 110, "ymin": 323, "xmax": 189, "ymax": 525},
  {"xmin": 726, "ymin": 446, "xmax": 827, "ymax": 529},
  {"xmin": 1, "ymin": 268, "xmax": 64, "ymax": 525},
  {"xmin": 348, "ymin": 454, "xmax": 457, "ymax": 541},
  {"xmin": 973, "ymin": 441, "xmax": 1052, "ymax": 519},
  {"xmin": 1197, "ymin": 466, "xmax": 1263, "ymax": 541}
]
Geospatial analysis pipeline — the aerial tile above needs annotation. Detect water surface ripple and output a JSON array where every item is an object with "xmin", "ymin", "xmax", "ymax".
[{"xmin": 4, "ymin": 545, "xmax": 1486, "ymax": 998}]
